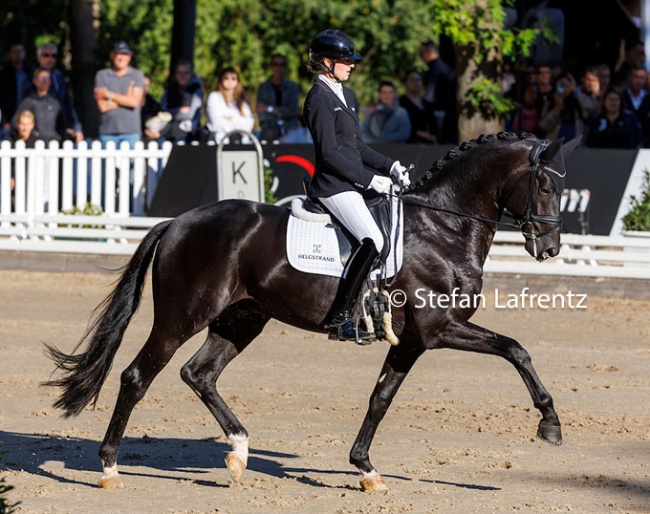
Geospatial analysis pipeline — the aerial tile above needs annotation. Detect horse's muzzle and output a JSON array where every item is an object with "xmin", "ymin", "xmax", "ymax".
[{"xmin": 525, "ymin": 237, "xmax": 560, "ymax": 261}]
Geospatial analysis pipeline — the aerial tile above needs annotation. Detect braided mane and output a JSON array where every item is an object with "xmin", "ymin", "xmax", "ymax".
[{"xmin": 406, "ymin": 131, "xmax": 538, "ymax": 193}]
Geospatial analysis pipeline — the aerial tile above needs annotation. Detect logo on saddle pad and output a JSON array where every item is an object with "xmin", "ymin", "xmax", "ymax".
[
  {"xmin": 286, "ymin": 198, "xmax": 403, "ymax": 278},
  {"xmin": 296, "ymin": 243, "xmax": 336, "ymax": 263}
]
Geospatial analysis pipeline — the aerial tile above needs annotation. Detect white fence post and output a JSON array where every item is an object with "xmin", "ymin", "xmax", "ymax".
[{"xmin": 0, "ymin": 138, "xmax": 174, "ymax": 218}]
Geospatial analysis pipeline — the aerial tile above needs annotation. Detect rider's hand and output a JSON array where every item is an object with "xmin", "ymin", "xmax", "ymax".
[
  {"xmin": 390, "ymin": 160, "xmax": 411, "ymax": 188},
  {"xmin": 368, "ymin": 175, "xmax": 392, "ymax": 194}
]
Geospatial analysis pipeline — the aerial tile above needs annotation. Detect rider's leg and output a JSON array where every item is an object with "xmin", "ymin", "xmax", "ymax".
[{"xmin": 319, "ymin": 192, "xmax": 384, "ymax": 342}]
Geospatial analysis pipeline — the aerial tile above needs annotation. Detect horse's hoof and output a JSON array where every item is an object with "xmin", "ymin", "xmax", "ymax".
[
  {"xmin": 360, "ymin": 475, "xmax": 388, "ymax": 492},
  {"xmin": 537, "ymin": 422, "xmax": 563, "ymax": 445},
  {"xmin": 97, "ymin": 475, "xmax": 124, "ymax": 488},
  {"xmin": 225, "ymin": 453, "xmax": 246, "ymax": 482}
]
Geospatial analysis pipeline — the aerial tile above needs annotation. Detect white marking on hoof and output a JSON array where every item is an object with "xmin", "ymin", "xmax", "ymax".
[
  {"xmin": 225, "ymin": 433, "xmax": 249, "ymax": 482},
  {"xmin": 98, "ymin": 464, "xmax": 124, "ymax": 488},
  {"xmin": 359, "ymin": 470, "xmax": 388, "ymax": 492}
]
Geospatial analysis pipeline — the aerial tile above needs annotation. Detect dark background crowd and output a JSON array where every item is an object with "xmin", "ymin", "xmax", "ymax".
[
  {"xmin": 2, "ymin": 32, "xmax": 650, "ymax": 151},
  {"xmin": 505, "ymin": 37, "xmax": 650, "ymax": 150}
]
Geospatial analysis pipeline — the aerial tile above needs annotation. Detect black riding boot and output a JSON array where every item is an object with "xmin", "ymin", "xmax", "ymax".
[{"xmin": 326, "ymin": 238, "xmax": 379, "ymax": 343}]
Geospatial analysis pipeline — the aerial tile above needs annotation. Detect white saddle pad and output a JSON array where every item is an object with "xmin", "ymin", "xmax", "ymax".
[{"xmin": 286, "ymin": 197, "xmax": 403, "ymax": 278}]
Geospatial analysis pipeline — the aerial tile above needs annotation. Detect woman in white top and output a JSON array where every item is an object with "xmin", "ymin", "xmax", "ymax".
[{"xmin": 206, "ymin": 67, "xmax": 255, "ymax": 144}]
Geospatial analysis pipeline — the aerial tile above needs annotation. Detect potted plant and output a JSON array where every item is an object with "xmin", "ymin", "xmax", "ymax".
[{"xmin": 621, "ymin": 169, "xmax": 650, "ymax": 235}]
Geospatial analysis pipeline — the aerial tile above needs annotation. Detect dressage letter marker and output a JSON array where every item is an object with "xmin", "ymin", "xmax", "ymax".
[{"xmin": 218, "ymin": 150, "xmax": 264, "ymax": 202}]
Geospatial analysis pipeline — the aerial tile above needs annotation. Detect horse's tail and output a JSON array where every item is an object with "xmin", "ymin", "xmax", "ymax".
[{"xmin": 43, "ymin": 219, "xmax": 174, "ymax": 418}]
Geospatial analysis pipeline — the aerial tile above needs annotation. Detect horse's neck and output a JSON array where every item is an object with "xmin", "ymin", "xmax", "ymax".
[{"xmin": 406, "ymin": 169, "xmax": 503, "ymax": 264}]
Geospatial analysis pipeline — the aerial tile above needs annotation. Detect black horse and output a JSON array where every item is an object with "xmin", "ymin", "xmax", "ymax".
[{"xmin": 45, "ymin": 132, "xmax": 579, "ymax": 492}]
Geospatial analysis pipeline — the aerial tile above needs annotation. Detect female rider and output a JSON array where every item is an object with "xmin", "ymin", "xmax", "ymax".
[{"xmin": 303, "ymin": 29, "xmax": 411, "ymax": 342}]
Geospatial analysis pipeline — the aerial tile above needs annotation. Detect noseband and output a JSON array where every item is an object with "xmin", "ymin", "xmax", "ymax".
[
  {"xmin": 401, "ymin": 140, "xmax": 564, "ymax": 241},
  {"xmin": 502, "ymin": 140, "xmax": 563, "ymax": 242}
]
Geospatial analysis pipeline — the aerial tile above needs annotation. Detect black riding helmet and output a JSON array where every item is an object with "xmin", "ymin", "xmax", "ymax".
[{"xmin": 308, "ymin": 29, "xmax": 362, "ymax": 76}]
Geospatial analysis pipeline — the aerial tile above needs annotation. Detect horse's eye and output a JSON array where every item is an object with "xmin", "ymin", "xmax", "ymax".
[{"xmin": 539, "ymin": 187, "xmax": 551, "ymax": 197}]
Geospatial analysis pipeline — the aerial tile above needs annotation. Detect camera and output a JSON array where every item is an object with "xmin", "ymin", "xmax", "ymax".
[{"xmin": 556, "ymin": 82, "xmax": 565, "ymax": 94}]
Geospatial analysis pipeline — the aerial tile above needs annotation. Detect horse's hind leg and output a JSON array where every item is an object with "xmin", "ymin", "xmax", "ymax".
[
  {"xmin": 180, "ymin": 305, "xmax": 269, "ymax": 483},
  {"xmin": 97, "ymin": 329, "xmax": 187, "ymax": 488},
  {"xmin": 440, "ymin": 320, "xmax": 562, "ymax": 445}
]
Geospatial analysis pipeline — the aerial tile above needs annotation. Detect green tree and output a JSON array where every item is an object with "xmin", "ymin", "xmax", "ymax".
[
  {"xmin": 3, "ymin": 0, "xmax": 545, "ymax": 141},
  {"xmin": 431, "ymin": 0, "xmax": 545, "ymax": 140}
]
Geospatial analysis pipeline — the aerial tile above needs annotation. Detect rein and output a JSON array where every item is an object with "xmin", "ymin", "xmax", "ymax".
[{"xmin": 399, "ymin": 140, "xmax": 563, "ymax": 241}]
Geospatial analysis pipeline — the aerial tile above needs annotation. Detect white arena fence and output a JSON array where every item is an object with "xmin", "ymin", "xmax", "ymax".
[
  {"xmin": 0, "ymin": 213, "xmax": 648, "ymax": 279},
  {"xmin": 0, "ymin": 140, "xmax": 649, "ymax": 279},
  {"xmin": 0, "ymin": 139, "xmax": 174, "ymax": 217}
]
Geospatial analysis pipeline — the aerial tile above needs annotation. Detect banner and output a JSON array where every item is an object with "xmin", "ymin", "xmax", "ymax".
[{"xmin": 149, "ymin": 143, "xmax": 643, "ymax": 236}]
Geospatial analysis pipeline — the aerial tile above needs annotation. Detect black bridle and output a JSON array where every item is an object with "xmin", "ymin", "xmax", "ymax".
[{"xmin": 401, "ymin": 140, "xmax": 564, "ymax": 242}]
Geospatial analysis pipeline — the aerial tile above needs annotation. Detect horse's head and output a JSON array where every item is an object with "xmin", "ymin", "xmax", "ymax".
[{"xmin": 504, "ymin": 136, "xmax": 580, "ymax": 261}]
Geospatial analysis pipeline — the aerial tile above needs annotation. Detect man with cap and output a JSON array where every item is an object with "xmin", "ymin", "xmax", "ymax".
[
  {"xmin": 94, "ymin": 40, "xmax": 145, "ymax": 148},
  {"xmin": 22, "ymin": 42, "xmax": 84, "ymax": 142}
]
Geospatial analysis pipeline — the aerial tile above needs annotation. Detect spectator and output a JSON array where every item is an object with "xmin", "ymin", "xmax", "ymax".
[
  {"xmin": 419, "ymin": 40, "xmax": 457, "ymax": 143},
  {"xmin": 94, "ymin": 40, "xmax": 145, "ymax": 148},
  {"xmin": 256, "ymin": 54, "xmax": 301, "ymax": 142},
  {"xmin": 3, "ymin": 109, "xmax": 40, "ymax": 206},
  {"xmin": 621, "ymin": 65, "xmax": 647, "ymax": 120},
  {"xmin": 141, "ymin": 75, "xmax": 168, "ymax": 143},
  {"xmin": 574, "ymin": 66, "xmax": 602, "ymax": 133},
  {"xmin": 539, "ymin": 72, "xmax": 581, "ymax": 140},
  {"xmin": 508, "ymin": 83, "xmax": 542, "ymax": 136},
  {"xmin": 612, "ymin": 38, "xmax": 645, "ymax": 90},
  {"xmin": 4, "ymin": 109, "xmax": 39, "ymax": 145},
  {"xmin": 206, "ymin": 67, "xmax": 255, "ymax": 144},
  {"xmin": 12, "ymin": 67, "xmax": 68, "ymax": 143},
  {"xmin": 596, "ymin": 63, "xmax": 611, "ymax": 93},
  {"xmin": 535, "ymin": 65, "xmax": 555, "ymax": 124},
  {"xmin": 398, "ymin": 70, "xmax": 438, "ymax": 144},
  {"xmin": 160, "ymin": 59, "xmax": 203, "ymax": 143},
  {"xmin": 362, "ymin": 81, "xmax": 411, "ymax": 143},
  {"xmin": 635, "ymin": 86, "xmax": 650, "ymax": 147},
  {"xmin": 585, "ymin": 87, "xmax": 642, "ymax": 149},
  {"xmin": 0, "ymin": 42, "xmax": 33, "ymax": 138},
  {"xmin": 22, "ymin": 42, "xmax": 84, "ymax": 142}
]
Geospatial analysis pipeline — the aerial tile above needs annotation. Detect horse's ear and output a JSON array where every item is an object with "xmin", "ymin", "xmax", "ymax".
[
  {"xmin": 539, "ymin": 138, "xmax": 563, "ymax": 162},
  {"xmin": 561, "ymin": 136, "xmax": 582, "ymax": 157}
]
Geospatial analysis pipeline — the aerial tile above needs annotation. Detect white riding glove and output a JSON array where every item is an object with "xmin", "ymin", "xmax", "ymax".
[
  {"xmin": 390, "ymin": 160, "xmax": 411, "ymax": 188},
  {"xmin": 368, "ymin": 175, "xmax": 392, "ymax": 194}
]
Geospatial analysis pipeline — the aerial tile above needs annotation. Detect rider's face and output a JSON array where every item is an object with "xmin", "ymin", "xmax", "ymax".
[{"xmin": 324, "ymin": 58, "xmax": 354, "ymax": 82}]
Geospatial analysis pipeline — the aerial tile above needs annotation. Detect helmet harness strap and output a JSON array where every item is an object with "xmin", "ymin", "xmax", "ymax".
[{"xmin": 315, "ymin": 59, "xmax": 340, "ymax": 82}]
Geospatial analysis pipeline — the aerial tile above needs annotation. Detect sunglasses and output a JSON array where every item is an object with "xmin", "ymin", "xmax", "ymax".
[
  {"xmin": 271, "ymin": 62, "xmax": 287, "ymax": 67},
  {"xmin": 338, "ymin": 58, "xmax": 355, "ymax": 66},
  {"xmin": 41, "ymin": 53, "xmax": 57, "ymax": 58}
]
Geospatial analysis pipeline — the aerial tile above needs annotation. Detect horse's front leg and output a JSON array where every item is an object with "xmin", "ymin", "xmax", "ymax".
[
  {"xmin": 350, "ymin": 344, "xmax": 424, "ymax": 492},
  {"xmin": 440, "ymin": 320, "xmax": 562, "ymax": 445}
]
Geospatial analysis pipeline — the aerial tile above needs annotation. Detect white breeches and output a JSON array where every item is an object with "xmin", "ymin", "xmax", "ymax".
[{"xmin": 319, "ymin": 191, "xmax": 384, "ymax": 253}]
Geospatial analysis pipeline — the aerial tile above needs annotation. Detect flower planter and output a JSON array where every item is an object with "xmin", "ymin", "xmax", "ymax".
[{"xmin": 621, "ymin": 231, "xmax": 650, "ymax": 268}]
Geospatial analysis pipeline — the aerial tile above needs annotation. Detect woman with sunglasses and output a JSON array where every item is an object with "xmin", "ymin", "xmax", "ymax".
[{"xmin": 303, "ymin": 29, "xmax": 410, "ymax": 343}]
